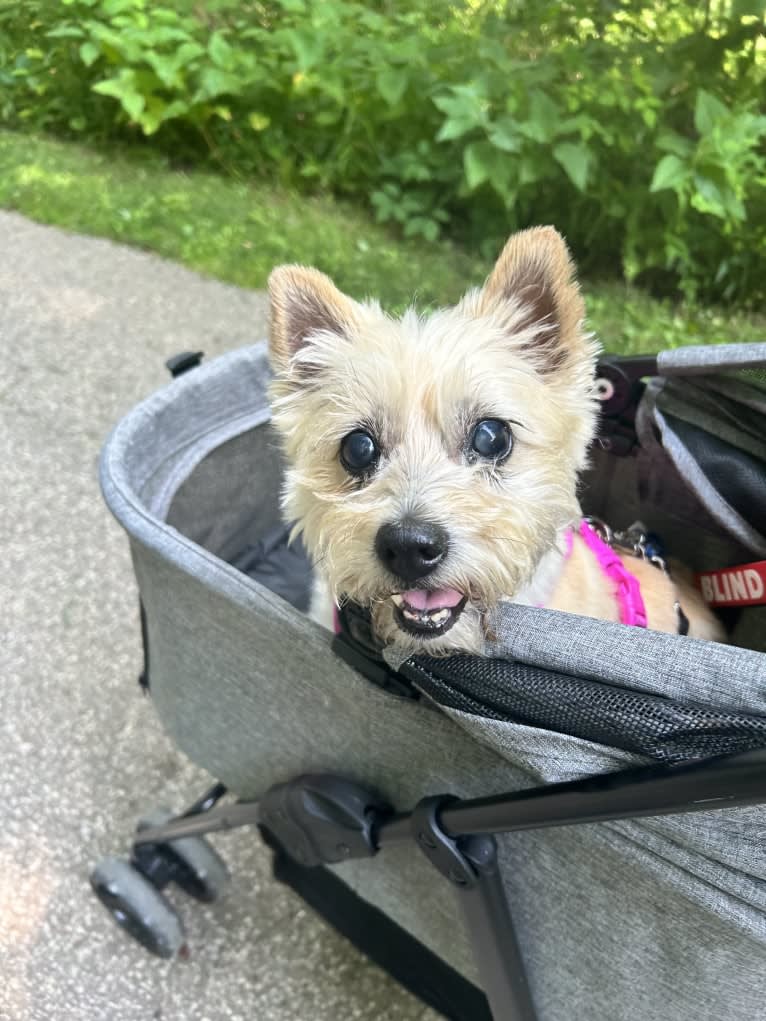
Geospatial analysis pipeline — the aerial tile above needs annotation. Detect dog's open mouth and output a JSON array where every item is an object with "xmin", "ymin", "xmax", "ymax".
[{"xmin": 391, "ymin": 588, "xmax": 467, "ymax": 638}]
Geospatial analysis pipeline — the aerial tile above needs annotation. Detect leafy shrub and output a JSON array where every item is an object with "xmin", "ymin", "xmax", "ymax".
[{"xmin": 3, "ymin": 0, "xmax": 766, "ymax": 304}]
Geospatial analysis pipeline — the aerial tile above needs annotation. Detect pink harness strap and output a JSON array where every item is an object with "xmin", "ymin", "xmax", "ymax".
[{"xmin": 574, "ymin": 520, "xmax": 648, "ymax": 628}]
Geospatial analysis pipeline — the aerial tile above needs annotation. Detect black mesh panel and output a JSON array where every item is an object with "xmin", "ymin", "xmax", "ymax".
[{"xmin": 403, "ymin": 655, "xmax": 766, "ymax": 763}]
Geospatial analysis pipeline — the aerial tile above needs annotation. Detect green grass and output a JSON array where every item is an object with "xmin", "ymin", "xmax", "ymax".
[
  {"xmin": 0, "ymin": 131, "xmax": 483, "ymax": 309},
  {"xmin": 1, "ymin": 131, "xmax": 764, "ymax": 353}
]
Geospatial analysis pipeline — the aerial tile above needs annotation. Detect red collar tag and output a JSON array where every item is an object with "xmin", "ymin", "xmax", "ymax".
[{"xmin": 696, "ymin": 560, "xmax": 766, "ymax": 608}]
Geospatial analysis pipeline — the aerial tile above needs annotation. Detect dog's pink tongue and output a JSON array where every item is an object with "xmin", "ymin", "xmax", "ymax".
[{"xmin": 401, "ymin": 588, "xmax": 463, "ymax": 611}]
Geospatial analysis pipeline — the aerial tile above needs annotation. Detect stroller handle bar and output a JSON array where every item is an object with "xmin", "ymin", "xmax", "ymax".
[{"xmin": 377, "ymin": 746, "xmax": 766, "ymax": 847}]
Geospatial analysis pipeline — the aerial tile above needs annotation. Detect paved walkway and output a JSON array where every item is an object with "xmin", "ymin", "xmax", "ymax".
[{"xmin": 0, "ymin": 212, "xmax": 437, "ymax": 1021}]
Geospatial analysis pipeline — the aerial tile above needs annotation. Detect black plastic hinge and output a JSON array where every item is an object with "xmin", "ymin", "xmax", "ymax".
[
  {"xmin": 412, "ymin": 796, "xmax": 496, "ymax": 889},
  {"xmin": 594, "ymin": 354, "xmax": 658, "ymax": 457},
  {"xmin": 595, "ymin": 354, "xmax": 656, "ymax": 416},
  {"xmin": 259, "ymin": 775, "xmax": 391, "ymax": 868},
  {"xmin": 165, "ymin": 350, "xmax": 204, "ymax": 378},
  {"xmin": 333, "ymin": 602, "xmax": 419, "ymax": 700}
]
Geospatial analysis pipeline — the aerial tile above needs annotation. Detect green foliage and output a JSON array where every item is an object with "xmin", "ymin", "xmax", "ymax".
[
  {"xmin": 3, "ymin": 0, "xmax": 766, "ymax": 304},
  {"xmin": 0, "ymin": 130, "xmax": 486, "ymax": 310},
  {"xmin": 2, "ymin": 132, "xmax": 764, "ymax": 352}
]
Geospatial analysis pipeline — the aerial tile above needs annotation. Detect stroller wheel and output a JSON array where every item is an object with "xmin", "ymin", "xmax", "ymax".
[
  {"xmin": 136, "ymin": 810, "xmax": 230, "ymax": 903},
  {"xmin": 90, "ymin": 856, "xmax": 185, "ymax": 959}
]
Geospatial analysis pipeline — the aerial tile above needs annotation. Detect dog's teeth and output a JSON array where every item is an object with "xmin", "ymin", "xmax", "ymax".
[{"xmin": 397, "ymin": 599, "xmax": 464, "ymax": 634}]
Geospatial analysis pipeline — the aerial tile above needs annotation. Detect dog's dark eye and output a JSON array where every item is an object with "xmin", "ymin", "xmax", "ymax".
[
  {"xmin": 340, "ymin": 429, "xmax": 379, "ymax": 475},
  {"xmin": 470, "ymin": 419, "xmax": 513, "ymax": 460}
]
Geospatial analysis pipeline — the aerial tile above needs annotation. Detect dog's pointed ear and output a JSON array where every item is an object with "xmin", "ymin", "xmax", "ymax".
[
  {"xmin": 268, "ymin": 265, "xmax": 360, "ymax": 374},
  {"xmin": 477, "ymin": 226, "xmax": 586, "ymax": 373}
]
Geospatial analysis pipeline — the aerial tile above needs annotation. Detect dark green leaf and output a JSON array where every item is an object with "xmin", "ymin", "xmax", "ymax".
[
  {"xmin": 553, "ymin": 141, "xmax": 590, "ymax": 191},
  {"xmin": 79, "ymin": 41, "xmax": 100, "ymax": 67},
  {"xmin": 694, "ymin": 90, "xmax": 728, "ymax": 136},
  {"xmin": 93, "ymin": 73, "xmax": 145, "ymax": 121},
  {"xmin": 463, "ymin": 140, "xmax": 510, "ymax": 195},
  {"xmin": 434, "ymin": 86, "xmax": 488, "ymax": 134},
  {"xmin": 519, "ymin": 90, "xmax": 560, "ymax": 143},
  {"xmin": 436, "ymin": 117, "xmax": 477, "ymax": 143},
  {"xmin": 649, "ymin": 155, "xmax": 688, "ymax": 194},
  {"xmin": 656, "ymin": 132, "xmax": 693, "ymax": 159},
  {"xmin": 45, "ymin": 26, "xmax": 85, "ymax": 39},
  {"xmin": 691, "ymin": 175, "xmax": 728, "ymax": 219},
  {"xmin": 208, "ymin": 32, "xmax": 233, "ymax": 70},
  {"xmin": 195, "ymin": 68, "xmax": 244, "ymax": 102},
  {"xmin": 488, "ymin": 119, "xmax": 521, "ymax": 153},
  {"xmin": 283, "ymin": 29, "xmax": 323, "ymax": 70},
  {"xmin": 376, "ymin": 68, "xmax": 408, "ymax": 106}
]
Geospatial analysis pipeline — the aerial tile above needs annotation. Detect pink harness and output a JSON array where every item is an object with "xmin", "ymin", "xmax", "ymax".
[{"xmin": 571, "ymin": 520, "xmax": 647, "ymax": 627}]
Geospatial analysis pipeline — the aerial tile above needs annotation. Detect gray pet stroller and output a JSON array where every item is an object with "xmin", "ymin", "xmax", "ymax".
[{"xmin": 93, "ymin": 341, "xmax": 766, "ymax": 1021}]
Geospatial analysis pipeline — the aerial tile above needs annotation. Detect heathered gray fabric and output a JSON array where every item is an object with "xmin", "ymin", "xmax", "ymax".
[
  {"xmin": 638, "ymin": 377, "xmax": 766, "ymax": 557},
  {"xmin": 657, "ymin": 378, "xmax": 766, "ymax": 463},
  {"xmin": 100, "ymin": 342, "xmax": 766, "ymax": 1021},
  {"xmin": 705, "ymin": 374, "xmax": 766, "ymax": 414},
  {"xmin": 658, "ymin": 342, "xmax": 766, "ymax": 374},
  {"xmin": 112, "ymin": 345, "xmax": 274, "ymax": 523},
  {"xmin": 483, "ymin": 604, "xmax": 766, "ymax": 715},
  {"xmin": 166, "ymin": 425, "xmax": 286, "ymax": 564}
]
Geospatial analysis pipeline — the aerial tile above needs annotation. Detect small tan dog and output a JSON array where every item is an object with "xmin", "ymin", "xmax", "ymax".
[{"xmin": 267, "ymin": 226, "xmax": 722, "ymax": 657}]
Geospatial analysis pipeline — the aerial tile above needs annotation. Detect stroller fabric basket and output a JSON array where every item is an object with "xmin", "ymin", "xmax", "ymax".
[{"xmin": 99, "ymin": 342, "xmax": 766, "ymax": 1021}]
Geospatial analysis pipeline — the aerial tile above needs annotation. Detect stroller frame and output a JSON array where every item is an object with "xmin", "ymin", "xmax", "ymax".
[{"xmin": 134, "ymin": 740, "xmax": 766, "ymax": 1021}]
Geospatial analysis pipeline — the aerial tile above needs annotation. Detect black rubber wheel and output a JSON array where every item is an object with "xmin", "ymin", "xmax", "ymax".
[
  {"xmin": 137, "ymin": 811, "xmax": 230, "ymax": 903},
  {"xmin": 90, "ymin": 856, "xmax": 185, "ymax": 959}
]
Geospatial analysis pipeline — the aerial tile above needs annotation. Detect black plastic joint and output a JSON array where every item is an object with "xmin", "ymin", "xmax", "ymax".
[
  {"xmin": 595, "ymin": 355, "xmax": 657, "ymax": 417},
  {"xmin": 594, "ymin": 361, "xmax": 635, "ymax": 418},
  {"xmin": 259, "ymin": 775, "xmax": 391, "ymax": 868},
  {"xmin": 165, "ymin": 350, "xmax": 204, "ymax": 377},
  {"xmin": 412, "ymin": 796, "xmax": 496, "ymax": 889},
  {"xmin": 333, "ymin": 602, "xmax": 419, "ymax": 700}
]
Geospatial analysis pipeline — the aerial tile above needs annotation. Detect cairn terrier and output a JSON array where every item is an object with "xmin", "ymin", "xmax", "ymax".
[{"xmin": 267, "ymin": 227, "xmax": 722, "ymax": 658}]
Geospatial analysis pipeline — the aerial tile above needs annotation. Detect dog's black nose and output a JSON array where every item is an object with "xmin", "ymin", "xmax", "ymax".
[{"xmin": 375, "ymin": 520, "xmax": 448, "ymax": 581}]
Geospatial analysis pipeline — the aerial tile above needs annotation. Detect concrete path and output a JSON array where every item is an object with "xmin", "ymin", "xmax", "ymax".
[{"xmin": 0, "ymin": 212, "xmax": 438, "ymax": 1021}]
